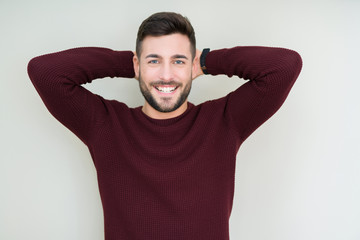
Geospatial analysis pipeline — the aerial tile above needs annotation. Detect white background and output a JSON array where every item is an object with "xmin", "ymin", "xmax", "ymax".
[{"xmin": 1, "ymin": 0, "xmax": 359, "ymax": 239}]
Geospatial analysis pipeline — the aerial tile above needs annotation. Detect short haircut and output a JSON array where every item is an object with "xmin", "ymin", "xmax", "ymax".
[{"xmin": 136, "ymin": 12, "xmax": 196, "ymax": 59}]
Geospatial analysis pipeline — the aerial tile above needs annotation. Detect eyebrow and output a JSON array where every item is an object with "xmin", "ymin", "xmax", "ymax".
[
  {"xmin": 172, "ymin": 54, "xmax": 188, "ymax": 60},
  {"xmin": 145, "ymin": 54, "xmax": 188, "ymax": 60}
]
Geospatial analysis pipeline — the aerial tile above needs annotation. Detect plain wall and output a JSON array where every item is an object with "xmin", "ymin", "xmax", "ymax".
[{"xmin": 1, "ymin": 0, "xmax": 359, "ymax": 239}]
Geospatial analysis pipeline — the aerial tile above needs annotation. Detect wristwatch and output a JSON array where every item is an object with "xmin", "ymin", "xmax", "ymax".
[{"xmin": 200, "ymin": 48, "xmax": 210, "ymax": 75}]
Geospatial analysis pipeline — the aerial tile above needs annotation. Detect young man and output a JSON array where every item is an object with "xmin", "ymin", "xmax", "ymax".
[{"xmin": 28, "ymin": 12, "xmax": 302, "ymax": 240}]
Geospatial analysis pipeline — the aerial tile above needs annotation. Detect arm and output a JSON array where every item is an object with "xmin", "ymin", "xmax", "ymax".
[
  {"xmin": 27, "ymin": 47, "xmax": 135, "ymax": 144},
  {"xmin": 204, "ymin": 46, "xmax": 302, "ymax": 142}
]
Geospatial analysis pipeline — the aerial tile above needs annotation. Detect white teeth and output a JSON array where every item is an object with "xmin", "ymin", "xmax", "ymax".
[{"xmin": 156, "ymin": 86, "xmax": 177, "ymax": 93}]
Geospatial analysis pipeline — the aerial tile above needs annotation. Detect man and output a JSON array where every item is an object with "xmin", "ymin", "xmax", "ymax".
[{"xmin": 28, "ymin": 12, "xmax": 302, "ymax": 240}]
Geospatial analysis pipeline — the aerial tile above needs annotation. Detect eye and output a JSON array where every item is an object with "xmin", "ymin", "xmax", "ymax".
[
  {"xmin": 174, "ymin": 60, "xmax": 185, "ymax": 65},
  {"xmin": 148, "ymin": 59, "xmax": 159, "ymax": 64}
]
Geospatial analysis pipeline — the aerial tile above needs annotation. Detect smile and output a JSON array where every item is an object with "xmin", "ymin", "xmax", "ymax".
[{"xmin": 154, "ymin": 86, "xmax": 178, "ymax": 93}]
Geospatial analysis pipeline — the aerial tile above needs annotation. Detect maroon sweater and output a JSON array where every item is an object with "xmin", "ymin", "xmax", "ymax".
[{"xmin": 28, "ymin": 46, "xmax": 302, "ymax": 240}]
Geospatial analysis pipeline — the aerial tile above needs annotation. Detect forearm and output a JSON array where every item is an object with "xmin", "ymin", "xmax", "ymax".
[
  {"xmin": 205, "ymin": 46, "xmax": 302, "ymax": 90},
  {"xmin": 28, "ymin": 47, "xmax": 135, "ymax": 88}
]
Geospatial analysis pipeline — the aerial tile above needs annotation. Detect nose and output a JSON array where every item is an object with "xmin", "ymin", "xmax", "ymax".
[{"xmin": 159, "ymin": 62, "xmax": 174, "ymax": 82}]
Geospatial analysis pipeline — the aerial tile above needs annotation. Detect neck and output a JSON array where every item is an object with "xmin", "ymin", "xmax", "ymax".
[{"xmin": 142, "ymin": 101, "xmax": 188, "ymax": 119}]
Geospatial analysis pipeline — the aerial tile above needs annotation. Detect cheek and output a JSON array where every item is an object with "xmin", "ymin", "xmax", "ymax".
[
  {"xmin": 174, "ymin": 66, "xmax": 192, "ymax": 77},
  {"xmin": 140, "ymin": 66, "xmax": 158, "ymax": 81},
  {"xmin": 179, "ymin": 68, "xmax": 193, "ymax": 81}
]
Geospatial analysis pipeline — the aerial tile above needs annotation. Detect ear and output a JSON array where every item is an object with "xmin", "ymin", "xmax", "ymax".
[
  {"xmin": 192, "ymin": 55, "xmax": 198, "ymax": 74},
  {"xmin": 192, "ymin": 49, "xmax": 204, "ymax": 80},
  {"xmin": 133, "ymin": 52, "xmax": 140, "ymax": 80}
]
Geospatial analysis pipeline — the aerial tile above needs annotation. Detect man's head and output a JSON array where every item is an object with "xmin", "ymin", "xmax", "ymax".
[
  {"xmin": 136, "ymin": 12, "xmax": 196, "ymax": 59},
  {"xmin": 133, "ymin": 12, "xmax": 197, "ymax": 119}
]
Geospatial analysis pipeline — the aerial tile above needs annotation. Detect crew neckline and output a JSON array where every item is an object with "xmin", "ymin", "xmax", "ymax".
[{"xmin": 134, "ymin": 102, "xmax": 195, "ymax": 126}]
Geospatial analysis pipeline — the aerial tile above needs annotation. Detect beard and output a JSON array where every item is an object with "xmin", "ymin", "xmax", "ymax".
[{"xmin": 139, "ymin": 73, "xmax": 192, "ymax": 113}]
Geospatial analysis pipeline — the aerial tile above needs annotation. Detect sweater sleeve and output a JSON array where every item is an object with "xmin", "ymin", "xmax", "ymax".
[
  {"xmin": 205, "ymin": 46, "xmax": 302, "ymax": 142},
  {"xmin": 27, "ymin": 47, "xmax": 135, "ymax": 144}
]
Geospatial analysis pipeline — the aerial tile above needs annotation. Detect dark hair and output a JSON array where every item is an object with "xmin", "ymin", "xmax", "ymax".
[{"xmin": 136, "ymin": 12, "xmax": 196, "ymax": 59}]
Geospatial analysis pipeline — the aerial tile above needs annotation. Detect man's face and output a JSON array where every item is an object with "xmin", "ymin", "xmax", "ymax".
[{"xmin": 133, "ymin": 33, "xmax": 195, "ymax": 115}]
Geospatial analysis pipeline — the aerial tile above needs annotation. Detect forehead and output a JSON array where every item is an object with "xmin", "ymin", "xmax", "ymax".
[{"xmin": 140, "ymin": 33, "xmax": 191, "ymax": 58}]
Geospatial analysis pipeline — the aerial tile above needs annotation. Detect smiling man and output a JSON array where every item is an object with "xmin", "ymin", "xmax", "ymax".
[
  {"xmin": 134, "ymin": 33, "xmax": 197, "ymax": 118},
  {"xmin": 28, "ymin": 12, "xmax": 302, "ymax": 240}
]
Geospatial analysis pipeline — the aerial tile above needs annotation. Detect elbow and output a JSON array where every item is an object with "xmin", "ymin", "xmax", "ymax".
[
  {"xmin": 283, "ymin": 49, "xmax": 303, "ymax": 82},
  {"xmin": 27, "ymin": 56, "xmax": 43, "ymax": 83},
  {"xmin": 27, "ymin": 55, "xmax": 54, "ymax": 89},
  {"xmin": 27, "ymin": 57, "xmax": 46, "ymax": 94},
  {"xmin": 27, "ymin": 57, "xmax": 36, "ymax": 79},
  {"xmin": 291, "ymin": 50, "xmax": 303, "ymax": 76},
  {"xmin": 268, "ymin": 48, "xmax": 302, "ymax": 88},
  {"xmin": 262, "ymin": 49, "xmax": 303, "ymax": 93}
]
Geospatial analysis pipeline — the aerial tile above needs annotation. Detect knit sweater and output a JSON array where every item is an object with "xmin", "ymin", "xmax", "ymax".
[{"xmin": 28, "ymin": 46, "xmax": 302, "ymax": 240}]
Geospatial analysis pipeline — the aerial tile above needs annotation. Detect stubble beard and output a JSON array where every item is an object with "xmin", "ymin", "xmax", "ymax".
[{"xmin": 139, "ymin": 73, "xmax": 192, "ymax": 113}]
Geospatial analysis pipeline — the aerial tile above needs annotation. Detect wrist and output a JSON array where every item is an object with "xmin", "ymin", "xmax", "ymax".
[{"xmin": 200, "ymin": 48, "xmax": 210, "ymax": 75}]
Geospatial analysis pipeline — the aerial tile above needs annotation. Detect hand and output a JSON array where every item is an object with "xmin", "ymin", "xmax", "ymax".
[{"xmin": 192, "ymin": 49, "xmax": 204, "ymax": 80}]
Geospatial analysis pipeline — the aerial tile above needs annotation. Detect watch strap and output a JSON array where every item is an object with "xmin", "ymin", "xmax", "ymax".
[{"xmin": 200, "ymin": 48, "xmax": 210, "ymax": 75}]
